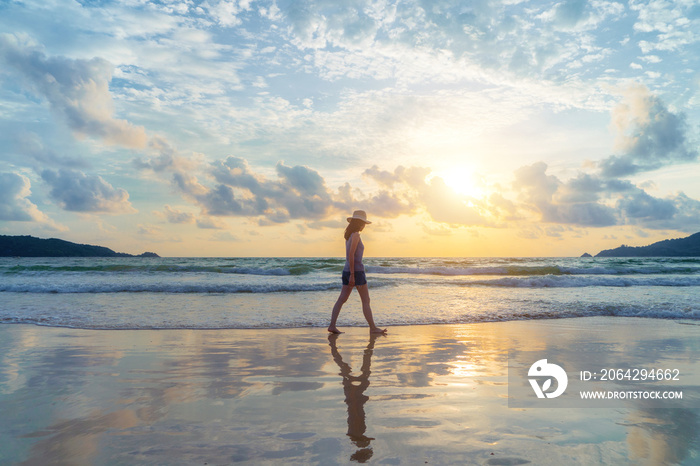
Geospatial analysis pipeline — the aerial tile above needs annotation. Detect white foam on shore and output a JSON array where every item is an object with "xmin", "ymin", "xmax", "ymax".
[{"xmin": 2, "ymin": 300, "xmax": 699, "ymax": 330}]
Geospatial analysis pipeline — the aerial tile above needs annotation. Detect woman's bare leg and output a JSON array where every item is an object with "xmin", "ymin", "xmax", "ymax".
[
  {"xmin": 356, "ymin": 285, "xmax": 386, "ymax": 334},
  {"xmin": 328, "ymin": 285, "xmax": 353, "ymax": 333}
]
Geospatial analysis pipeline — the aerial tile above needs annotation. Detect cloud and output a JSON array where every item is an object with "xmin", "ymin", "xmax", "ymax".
[
  {"xmin": 362, "ymin": 165, "xmax": 493, "ymax": 226},
  {"xmin": 0, "ymin": 33, "xmax": 147, "ymax": 148},
  {"xmin": 540, "ymin": 0, "xmax": 624, "ymax": 31},
  {"xmin": 511, "ymin": 162, "xmax": 618, "ymax": 228},
  {"xmin": 168, "ymin": 155, "xmax": 347, "ymax": 223},
  {"xmin": 546, "ymin": 0, "xmax": 591, "ymax": 30},
  {"xmin": 545, "ymin": 224, "xmax": 567, "ymax": 238},
  {"xmin": 150, "ymin": 152, "xmax": 493, "ymax": 228},
  {"xmin": 363, "ymin": 165, "xmax": 431, "ymax": 189},
  {"xmin": 362, "ymin": 189, "xmax": 415, "ymax": 219},
  {"xmin": 181, "ymin": 153, "xmax": 700, "ymax": 233},
  {"xmin": 133, "ymin": 137, "xmax": 192, "ymax": 172},
  {"xmin": 618, "ymin": 190, "xmax": 700, "ymax": 231},
  {"xmin": 137, "ymin": 224, "xmax": 162, "ymax": 236},
  {"xmin": 512, "ymin": 162, "xmax": 700, "ymax": 231},
  {"xmin": 599, "ymin": 85, "xmax": 697, "ymax": 177},
  {"xmin": 548, "ymin": 202, "xmax": 618, "ymax": 227},
  {"xmin": 41, "ymin": 169, "xmax": 135, "ymax": 213},
  {"xmin": 209, "ymin": 231, "xmax": 239, "ymax": 241},
  {"xmin": 513, "ymin": 162, "xmax": 617, "ymax": 227},
  {"xmin": 276, "ymin": 162, "xmax": 328, "ymax": 198},
  {"xmin": 422, "ymin": 222, "xmax": 453, "ymax": 236},
  {"xmin": 513, "ymin": 162, "xmax": 562, "ymax": 207},
  {"xmin": 272, "ymin": 0, "xmax": 626, "ymax": 97},
  {"xmin": 172, "ymin": 171, "xmax": 209, "ymax": 199},
  {"xmin": 555, "ymin": 173, "xmax": 604, "ymax": 203},
  {"xmin": 160, "ymin": 205, "xmax": 195, "ymax": 224},
  {"xmin": 201, "ymin": 0, "xmax": 247, "ymax": 27},
  {"xmin": 197, "ymin": 184, "xmax": 248, "ymax": 216},
  {"xmin": 153, "ymin": 206, "xmax": 231, "ymax": 234},
  {"xmin": 419, "ymin": 177, "xmax": 492, "ymax": 226},
  {"xmin": 660, "ymin": 193, "xmax": 700, "ymax": 231},
  {"xmin": 210, "ymin": 156, "xmax": 267, "ymax": 193},
  {"xmin": 512, "ymin": 163, "xmax": 614, "ymax": 227},
  {"xmin": 282, "ymin": 0, "xmax": 383, "ymax": 51},
  {"xmin": 487, "ymin": 192, "xmax": 520, "ymax": 221},
  {"xmin": 617, "ymin": 189, "xmax": 676, "ymax": 223},
  {"xmin": 14, "ymin": 132, "xmax": 90, "ymax": 169},
  {"xmin": 632, "ymin": 1, "xmax": 700, "ymax": 53},
  {"xmin": 0, "ymin": 172, "xmax": 49, "ymax": 222},
  {"xmin": 196, "ymin": 216, "xmax": 229, "ymax": 229}
]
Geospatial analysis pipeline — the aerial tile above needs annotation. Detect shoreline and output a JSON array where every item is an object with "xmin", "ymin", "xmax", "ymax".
[
  {"xmin": 3, "ymin": 314, "xmax": 700, "ymax": 332},
  {"xmin": 2, "ymin": 317, "xmax": 699, "ymax": 464}
]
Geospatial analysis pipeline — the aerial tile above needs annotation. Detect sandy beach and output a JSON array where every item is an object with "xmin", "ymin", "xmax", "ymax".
[{"xmin": 1, "ymin": 317, "xmax": 699, "ymax": 465}]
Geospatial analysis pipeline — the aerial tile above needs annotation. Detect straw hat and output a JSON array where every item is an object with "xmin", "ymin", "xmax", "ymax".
[{"xmin": 346, "ymin": 210, "xmax": 371, "ymax": 224}]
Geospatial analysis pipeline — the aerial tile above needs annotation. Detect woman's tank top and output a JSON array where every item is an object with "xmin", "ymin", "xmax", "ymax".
[{"xmin": 343, "ymin": 234, "xmax": 364, "ymax": 272}]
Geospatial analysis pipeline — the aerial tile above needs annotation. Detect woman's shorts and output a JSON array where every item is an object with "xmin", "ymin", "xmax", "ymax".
[{"xmin": 342, "ymin": 271, "xmax": 367, "ymax": 286}]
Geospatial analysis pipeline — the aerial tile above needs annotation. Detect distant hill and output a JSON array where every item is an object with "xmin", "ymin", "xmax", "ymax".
[
  {"xmin": 0, "ymin": 235, "xmax": 159, "ymax": 258},
  {"xmin": 595, "ymin": 232, "xmax": 700, "ymax": 257}
]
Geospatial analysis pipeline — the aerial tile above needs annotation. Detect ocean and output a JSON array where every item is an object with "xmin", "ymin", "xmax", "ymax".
[{"xmin": 1, "ymin": 256, "xmax": 699, "ymax": 330}]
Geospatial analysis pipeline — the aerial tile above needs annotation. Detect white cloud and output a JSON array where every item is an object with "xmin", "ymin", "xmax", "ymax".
[
  {"xmin": 100, "ymin": 3, "xmax": 186, "ymax": 40},
  {"xmin": 0, "ymin": 34, "xmax": 148, "ymax": 148},
  {"xmin": 202, "ymin": 0, "xmax": 245, "ymax": 27},
  {"xmin": 631, "ymin": 0, "xmax": 700, "ymax": 52},
  {"xmin": 600, "ymin": 85, "xmax": 697, "ymax": 177},
  {"xmin": 0, "ymin": 172, "xmax": 49, "ymax": 222},
  {"xmin": 640, "ymin": 55, "xmax": 662, "ymax": 63},
  {"xmin": 512, "ymin": 162, "xmax": 700, "ymax": 231},
  {"xmin": 41, "ymin": 168, "xmax": 136, "ymax": 213}
]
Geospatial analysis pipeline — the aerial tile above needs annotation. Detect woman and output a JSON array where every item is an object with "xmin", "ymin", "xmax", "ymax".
[{"xmin": 328, "ymin": 210, "xmax": 387, "ymax": 334}]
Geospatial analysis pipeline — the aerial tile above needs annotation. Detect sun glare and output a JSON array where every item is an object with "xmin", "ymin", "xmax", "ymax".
[{"xmin": 437, "ymin": 168, "xmax": 485, "ymax": 199}]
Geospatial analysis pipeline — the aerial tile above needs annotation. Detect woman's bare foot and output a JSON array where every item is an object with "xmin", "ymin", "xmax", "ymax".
[
  {"xmin": 328, "ymin": 326, "xmax": 343, "ymax": 334},
  {"xmin": 370, "ymin": 327, "xmax": 387, "ymax": 334}
]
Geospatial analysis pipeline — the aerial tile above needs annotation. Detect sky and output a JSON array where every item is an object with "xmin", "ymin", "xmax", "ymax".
[{"xmin": 1, "ymin": 0, "xmax": 699, "ymax": 257}]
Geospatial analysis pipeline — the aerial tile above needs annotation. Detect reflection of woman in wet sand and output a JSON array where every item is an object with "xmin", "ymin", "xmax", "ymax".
[
  {"xmin": 328, "ymin": 333, "xmax": 380, "ymax": 463},
  {"xmin": 328, "ymin": 210, "xmax": 386, "ymax": 334}
]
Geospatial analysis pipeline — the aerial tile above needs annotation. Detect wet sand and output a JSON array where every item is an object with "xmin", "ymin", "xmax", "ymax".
[{"xmin": 1, "ymin": 317, "xmax": 699, "ymax": 465}]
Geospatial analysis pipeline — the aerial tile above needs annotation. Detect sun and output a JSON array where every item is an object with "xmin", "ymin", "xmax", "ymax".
[{"xmin": 436, "ymin": 167, "xmax": 485, "ymax": 199}]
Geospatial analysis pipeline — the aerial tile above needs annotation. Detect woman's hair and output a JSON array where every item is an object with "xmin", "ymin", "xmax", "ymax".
[{"xmin": 344, "ymin": 219, "xmax": 366, "ymax": 240}]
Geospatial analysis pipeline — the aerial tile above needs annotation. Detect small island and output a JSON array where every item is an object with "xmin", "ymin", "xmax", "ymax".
[
  {"xmin": 593, "ymin": 232, "xmax": 700, "ymax": 257},
  {"xmin": 0, "ymin": 235, "xmax": 159, "ymax": 258}
]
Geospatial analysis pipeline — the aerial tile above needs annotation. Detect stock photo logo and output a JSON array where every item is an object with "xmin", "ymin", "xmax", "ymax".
[{"xmin": 528, "ymin": 359, "xmax": 568, "ymax": 399}]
